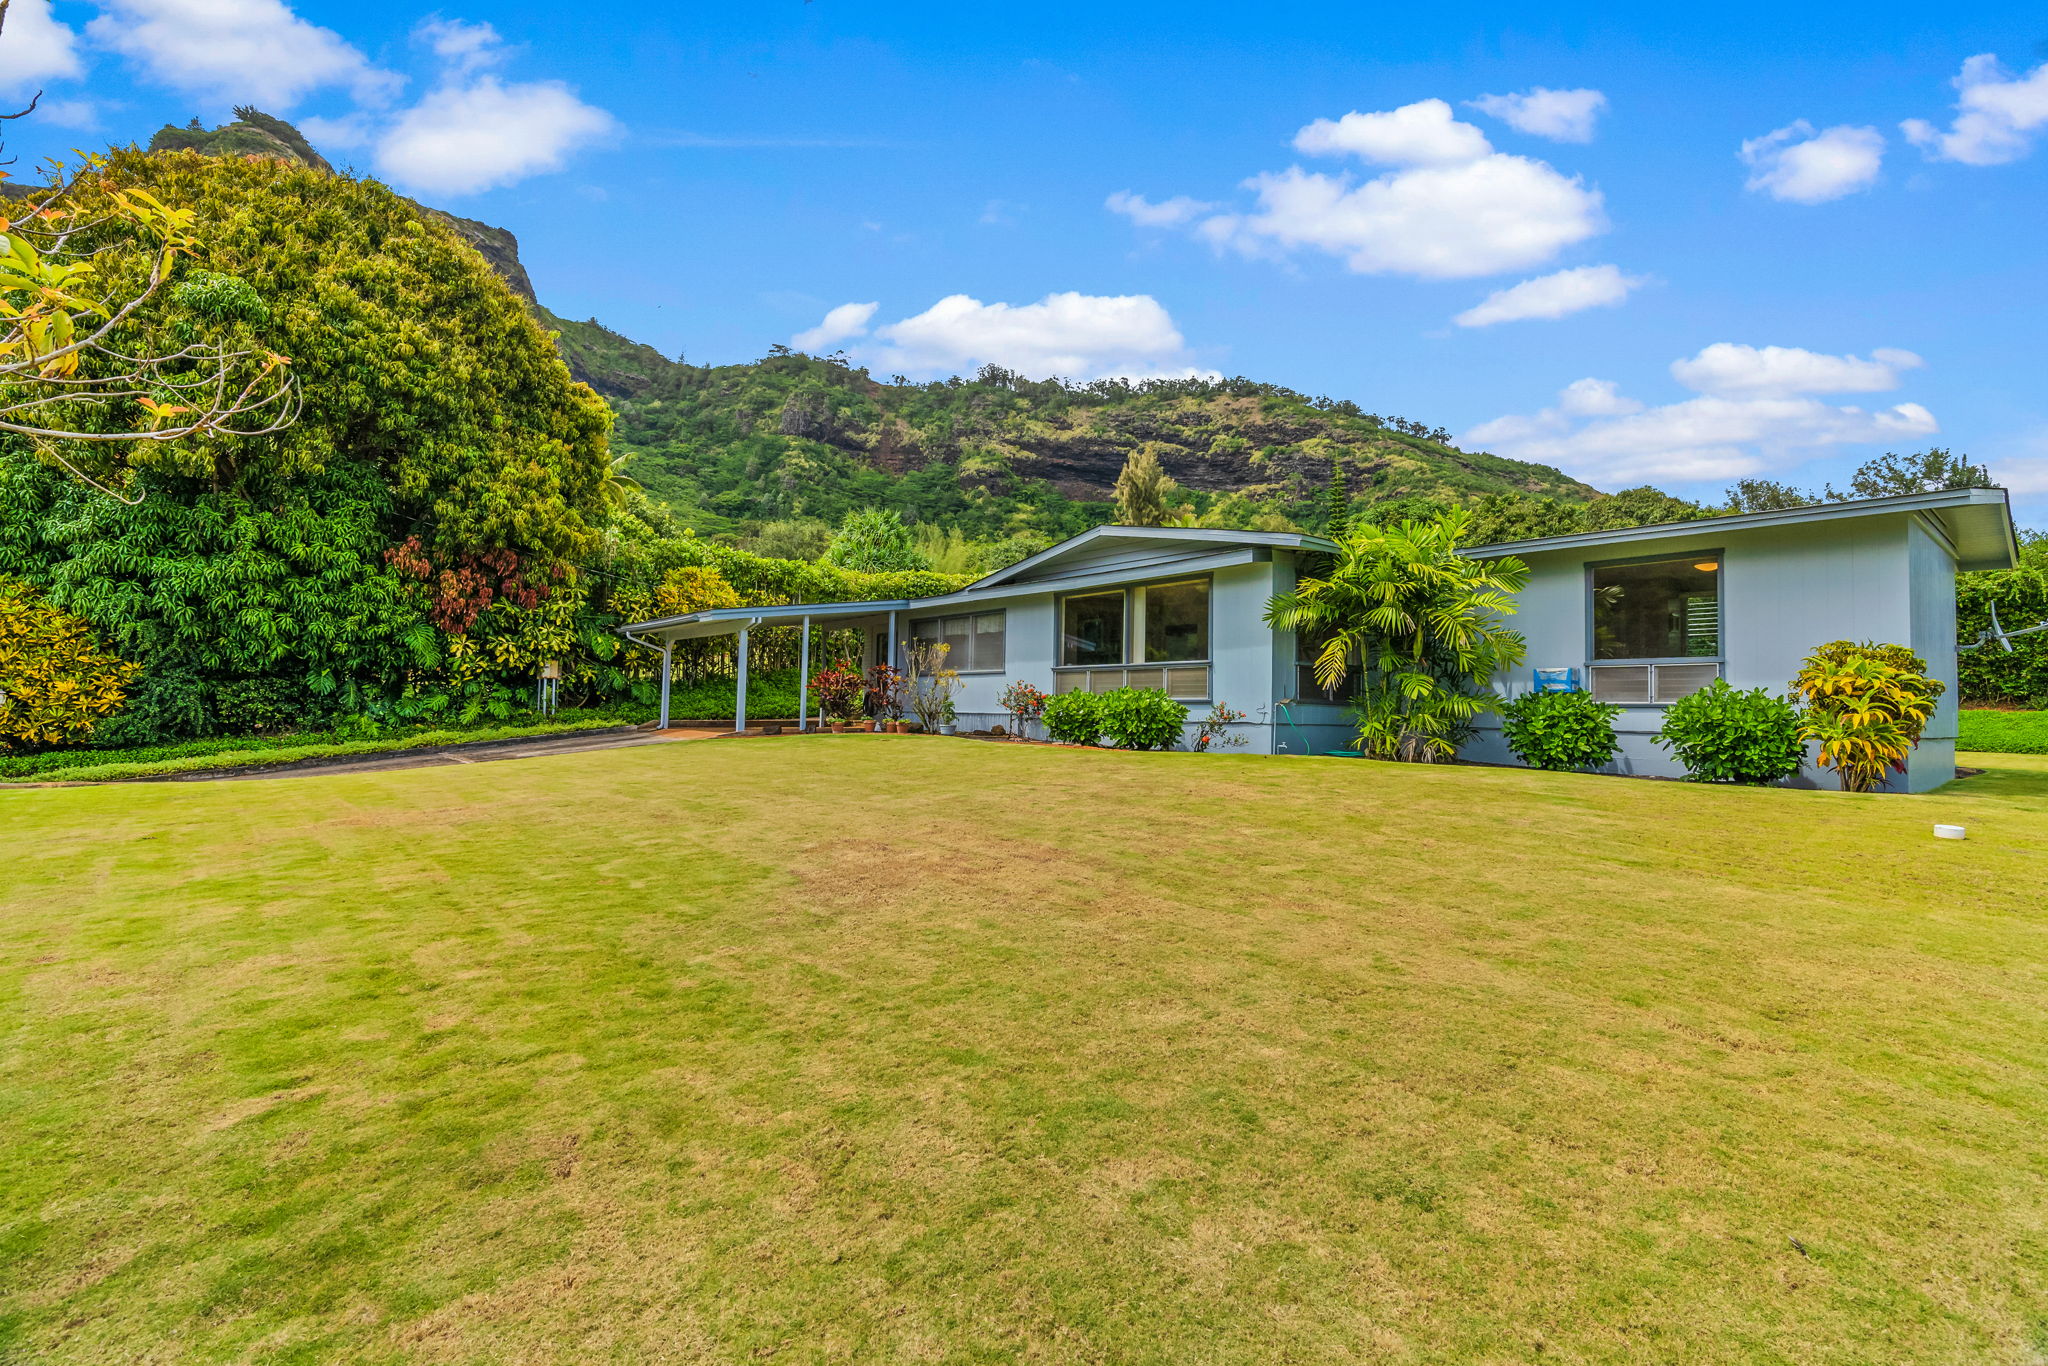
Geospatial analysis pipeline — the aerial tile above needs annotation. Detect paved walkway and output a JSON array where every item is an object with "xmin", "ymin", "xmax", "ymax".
[{"xmin": 164, "ymin": 725, "xmax": 713, "ymax": 782}]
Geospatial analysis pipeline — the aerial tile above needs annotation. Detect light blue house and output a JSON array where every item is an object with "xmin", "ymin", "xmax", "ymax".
[
  {"xmin": 1461, "ymin": 486, "xmax": 2018, "ymax": 792},
  {"xmin": 618, "ymin": 487, "xmax": 2019, "ymax": 790}
]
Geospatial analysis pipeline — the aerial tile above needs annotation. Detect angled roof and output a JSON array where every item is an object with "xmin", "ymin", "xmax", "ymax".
[
  {"xmin": 966, "ymin": 525, "xmax": 1337, "ymax": 589},
  {"xmin": 1463, "ymin": 487, "xmax": 2019, "ymax": 572},
  {"xmin": 617, "ymin": 525, "xmax": 1338, "ymax": 640}
]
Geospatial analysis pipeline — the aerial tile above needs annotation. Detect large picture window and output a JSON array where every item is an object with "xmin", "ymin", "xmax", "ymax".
[
  {"xmin": 910, "ymin": 609, "xmax": 1007, "ymax": 672},
  {"xmin": 1592, "ymin": 554, "xmax": 1721, "ymax": 660},
  {"xmin": 1061, "ymin": 591, "xmax": 1125, "ymax": 667},
  {"xmin": 1142, "ymin": 580, "xmax": 1209, "ymax": 663}
]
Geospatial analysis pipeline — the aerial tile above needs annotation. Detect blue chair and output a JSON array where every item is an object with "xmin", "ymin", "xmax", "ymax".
[{"xmin": 1533, "ymin": 668, "xmax": 1580, "ymax": 694}]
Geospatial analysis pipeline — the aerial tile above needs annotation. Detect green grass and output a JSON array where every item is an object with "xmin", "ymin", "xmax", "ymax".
[
  {"xmin": 0, "ymin": 715, "xmax": 628, "ymax": 784},
  {"xmin": 1959, "ymin": 708, "xmax": 2048, "ymax": 754},
  {"xmin": 4, "ymin": 742, "xmax": 2047, "ymax": 1362}
]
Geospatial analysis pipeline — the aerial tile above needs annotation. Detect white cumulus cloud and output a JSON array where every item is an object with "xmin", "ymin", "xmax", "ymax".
[
  {"xmin": 1293, "ymin": 98, "xmax": 1493, "ymax": 165},
  {"xmin": 1669, "ymin": 343, "xmax": 1922, "ymax": 398},
  {"xmin": 376, "ymin": 76, "xmax": 616, "ymax": 195},
  {"xmin": 1104, "ymin": 191, "xmax": 1216, "ymax": 227},
  {"xmin": 414, "ymin": 17, "xmax": 506, "ymax": 75},
  {"xmin": 1902, "ymin": 54, "xmax": 2048, "ymax": 166},
  {"xmin": 0, "ymin": 0, "xmax": 83, "ymax": 94},
  {"xmin": 1453, "ymin": 264, "xmax": 1643, "ymax": 327},
  {"xmin": 1467, "ymin": 87, "xmax": 1607, "ymax": 142},
  {"xmin": 87, "ymin": 0, "xmax": 396, "ymax": 108},
  {"xmin": 792, "ymin": 301, "xmax": 879, "ymax": 352},
  {"xmin": 854, "ymin": 292, "xmax": 1198, "ymax": 381},
  {"xmin": 1740, "ymin": 121, "xmax": 1885, "ymax": 203},
  {"xmin": 1464, "ymin": 347, "xmax": 1938, "ymax": 486},
  {"xmin": 1128, "ymin": 99, "xmax": 1605, "ymax": 281}
]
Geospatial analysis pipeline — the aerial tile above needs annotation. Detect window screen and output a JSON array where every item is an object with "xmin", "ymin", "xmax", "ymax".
[
  {"xmin": 1143, "ymin": 580, "xmax": 1209, "ymax": 662},
  {"xmin": 1592, "ymin": 555, "xmax": 1721, "ymax": 660},
  {"xmin": 910, "ymin": 610, "xmax": 1006, "ymax": 671},
  {"xmin": 1062, "ymin": 592, "xmax": 1125, "ymax": 666}
]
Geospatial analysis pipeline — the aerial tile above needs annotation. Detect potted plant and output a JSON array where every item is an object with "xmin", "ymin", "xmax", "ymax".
[
  {"xmin": 865, "ymin": 664, "xmax": 905, "ymax": 733},
  {"xmin": 937, "ymin": 696, "xmax": 958, "ymax": 736},
  {"xmin": 904, "ymin": 640, "xmax": 961, "ymax": 737},
  {"xmin": 810, "ymin": 667, "xmax": 865, "ymax": 733}
]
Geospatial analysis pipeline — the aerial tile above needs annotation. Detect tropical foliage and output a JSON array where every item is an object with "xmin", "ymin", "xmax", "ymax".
[
  {"xmin": 0, "ymin": 576, "xmax": 139, "ymax": 749},
  {"xmin": 1499, "ymin": 690, "xmax": 1622, "ymax": 772},
  {"xmin": 808, "ymin": 668, "xmax": 865, "ymax": 724},
  {"xmin": 1957, "ymin": 531, "xmax": 2048, "ymax": 707},
  {"xmin": 821, "ymin": 507, "xmax": 931, "ymax": 573},
  {"xmin": 1653, "ymin": 681, "xmax": 1807, "ymax": 785},
  {"xmin": 1096, "ymin": 687, "xmax": 1188, "ymax": 750},
  {"xmin": 1791, "ymin": 641, "xmax": 1944, "ymax": 793},
  {"xmin": 1040, "ymin": 690, "xmax": 1104, "ymax": 746},
  {"xmin": 1266, "ymin": 510, "xmax": 1527, "ymax": 762}
]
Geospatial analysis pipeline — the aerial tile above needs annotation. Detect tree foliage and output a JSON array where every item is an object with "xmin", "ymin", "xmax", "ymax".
[
  {"xmin": 820, "ymin": 507, "xmax": 932, "ymax": 573},
  {"xmin": 43, "ymin": 148, "xmax": 611, "ymax": 563},
  {"xmin": 1114, "ymin": 444, "xmax": 1175, "ymax": 527}
]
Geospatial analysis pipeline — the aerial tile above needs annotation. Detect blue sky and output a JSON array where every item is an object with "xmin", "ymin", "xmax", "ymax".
[{"xmin": 6, "ymin": 1, "xmax": 2046, "ymax": 518}]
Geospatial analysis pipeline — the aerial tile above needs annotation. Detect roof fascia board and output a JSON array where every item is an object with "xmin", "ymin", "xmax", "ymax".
[
  {"xmin": 968, "ymin": 525, "xmax": 1333, "ymax": 589},
  {"xmin": 1462, "ymin": 488, "xmax": 2011, "ymax": 560}
]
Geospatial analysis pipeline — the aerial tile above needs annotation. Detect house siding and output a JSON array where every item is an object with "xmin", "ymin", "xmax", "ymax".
[{"xmin": 1464, "ymin": 511, "xmax": 1957, "ymax": 791}]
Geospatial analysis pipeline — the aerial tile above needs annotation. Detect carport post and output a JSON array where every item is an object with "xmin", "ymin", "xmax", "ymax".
[
  {"xmin": 658, "ymin": 642, "xmax": 672, "ymax": 730},
  {"xmin": 887, "ymin": 609, "xmax": 899, "ymax": 670},
  {"xmin": 735, "ymin": 625, "xmax": 749, "ymax": 734},
  {"xmin": 798, "ymin": 614, "xmax": 811, "ymax": 730}
]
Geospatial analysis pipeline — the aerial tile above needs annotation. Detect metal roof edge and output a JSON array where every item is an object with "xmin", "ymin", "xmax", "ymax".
[{"xmin": 1461, "ymin": 487, "xmax": 2014, "ymax": 562}]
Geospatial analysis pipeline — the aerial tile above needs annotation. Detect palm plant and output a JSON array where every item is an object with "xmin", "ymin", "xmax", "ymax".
[
  {"xmin": 600, "ymin": 454, "xmax": 643, "ymax": 512},
  {"xmin": 1265, "ymin": 509, "xmax": 1528, "ymax": 761}
]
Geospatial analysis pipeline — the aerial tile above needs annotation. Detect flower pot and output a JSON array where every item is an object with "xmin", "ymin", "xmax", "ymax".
[
  {"xmin": 828, "ymin": 722, "xmax": 845, "ymax": 733},
  {"xmin": 938, "ymin": 724, "xmax": 957, "ymax": 736}
]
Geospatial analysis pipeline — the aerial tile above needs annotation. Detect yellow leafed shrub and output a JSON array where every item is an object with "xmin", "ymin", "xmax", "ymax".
[
  {"xmin": 0, "ymin": 578, "xmax": 140, "ymax": 751},
  {"xmin": 1791, "ymin": 640, "xmax": 1943, "ymax": 793}
]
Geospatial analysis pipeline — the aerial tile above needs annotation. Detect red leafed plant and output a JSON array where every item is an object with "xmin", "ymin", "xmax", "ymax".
[
  {"xmin": 809, "ymin": 667, "xmax": 865, "ymax": 722},
  {"xmin": 383, "ymin": 536, "xmax": 556, "ymax": 634}
]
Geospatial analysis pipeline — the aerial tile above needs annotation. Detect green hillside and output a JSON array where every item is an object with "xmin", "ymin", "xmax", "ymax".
[
  {"xmin": 141, "ymin": 111, "xmax": 1596, "ymax": 540},
  {"xmin": 537, "ymin": 315, "xmax": 1596, "ymax": 538}
]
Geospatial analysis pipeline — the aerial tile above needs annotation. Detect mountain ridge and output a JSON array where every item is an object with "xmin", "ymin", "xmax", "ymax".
[{"xmin": 140, "ymin": 111, "xmax": 1600, "ymax": 535}]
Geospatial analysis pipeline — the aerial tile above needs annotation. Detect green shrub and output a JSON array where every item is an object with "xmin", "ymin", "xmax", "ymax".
[
  {"xmin": 1096, "ymin": 687, "xmax": 1188, "ymax": 750},
  {"xmin": 1040, "ymin": 690, "xmax": 1104, "ymax": 746},
  {"xmin": 1957, "ymin": 709, "xmax": 2048, "ymax": 755},
  {"xmin": 1499, "ymin": 690, "xmax": 1621, "ymax": 772},
  {"xmin": 1654, "ymin": 680, "xmax": 1805, "ymax": 785}
]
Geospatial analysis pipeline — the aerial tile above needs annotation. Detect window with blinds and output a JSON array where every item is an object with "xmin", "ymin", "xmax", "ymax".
[{"xmin": 908, "ymin": 610, "xmax": 1006, "ymax": 671}]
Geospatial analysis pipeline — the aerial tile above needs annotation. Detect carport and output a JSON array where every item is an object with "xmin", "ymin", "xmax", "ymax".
[{"xmin": 618, "ymin": 599, "xmax": 914, "ymax": 731}]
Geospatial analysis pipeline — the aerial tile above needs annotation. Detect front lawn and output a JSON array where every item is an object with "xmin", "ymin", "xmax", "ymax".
[
  {"xmin": 1959, "ymin": 707, "xmax": 2048, "ymax": 754},
  {"xmin": 4, "ymin": 742, "xmax": 2046, "ymax": 1362}
]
